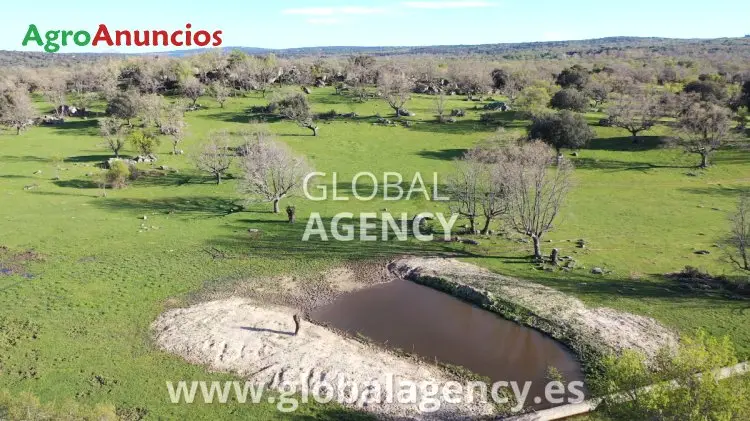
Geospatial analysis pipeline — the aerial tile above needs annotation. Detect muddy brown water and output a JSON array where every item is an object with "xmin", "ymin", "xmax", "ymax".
[{"xmin": 310, "ymin": 279, "xmax": 585, "ymax": 405}]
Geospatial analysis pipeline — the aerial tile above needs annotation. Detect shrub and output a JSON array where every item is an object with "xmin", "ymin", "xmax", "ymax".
[
  {"xmin": 550, "ymin": 88, "xmax": 589, "ymax": 112},
  {"xmin": 106, "ymin": 160, "xmax": 130, "ymax": 189},
  {"xmin": 529, "ymin": 110, "xmax": 595, "ymax": 152},
  {"xmin": 128, "ymin": 129, "xmax": 161, "ymax": 156},
  {"xmin": 591, "ymin": 332, "xmax": 750, "ymax": 421}
]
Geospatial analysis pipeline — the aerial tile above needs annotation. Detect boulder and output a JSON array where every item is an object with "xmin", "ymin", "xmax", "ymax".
[
  {"xmin": 484, "ymin": 101, "xmax": 509, "ymax": 111},
  {"xmin": 450, "ymin": 109, "xmax": 466, "ymax": 117},
  {"xmin": 591, "ymin": 267, "xmax": 604, "ymax": 275},
  {"xmin": 301, "ymin": 86, "xmax": 312, "ymax": 95}
]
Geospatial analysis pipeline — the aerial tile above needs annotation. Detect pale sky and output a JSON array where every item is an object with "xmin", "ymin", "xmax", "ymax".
[{"xmin": 1, "ymin": 0, "xmax": 748, "ymax": 53}]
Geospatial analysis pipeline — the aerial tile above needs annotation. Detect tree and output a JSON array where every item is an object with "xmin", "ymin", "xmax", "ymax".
[
  {"xmin": 158, "ymin": 102, "xmax": 187, "ymax": 154},
  {"xmin": 238, "ymin": 130, "xmax": 312, "ymax": 213},
  {"xmin": 0, "ymin": 88, "xmax": 38, "ymax": 135},
  {"xmin": 556, "ymin": 65, "xmax": 590, "ymax": 90},
  {"xmin": 676, "ymin": 102, "xmax": 732, "ymax": 168},
  {"xmin": 608, "ymin": 92, "xmax": 659, "ymax": 143},
  {"xmin": 137, "ymin": 93, "xmax": 164, "ymax": 128},
  {"xmin": 434, "ymin": 91, "xmax": 447, "ymax": 122},
  {"xmin": 529, "ymin": 110, "xmax": 595, "ymax": 153},
  {"xmin": 194, "ymin": 130, "xmax": 234, "ymax": 184},
  {"xmin": 106, "ymin": 91, "xmax": 139, "ymax": 124},
  {"xmin": 585, "ymin": 81, "xmax": 611, "ymax": 108},
  {"xmin": 727, "ymin": 194, "xmax": 750, "ymax": 272},
  {"xmin": 503, "ymin": 141, "xmax": 573, "ymax": 260},
  {"xmin": 450, "ymin": 61, "xmax": 490, "ymax": 100},
  {"xmin": 550, "ymin": 88, "xmax": 590, "ymax": 112},
  {"xmin": 683, "ymin": 80, "xmax": 727, "ymax": 103},
  {"xmin": 98, "ymin": 117, "xmax": 128, "ymax": 157},
  {"xmin": 492, "ymin": 69, "xmax": 528, "ymax": 106},
  {"xmin": 106, "ymin": 160, "xmax": 131, "ymax": 189},
  {"xmin": 446, "ymin": 153, "xmax": 484, "ymax": 234},
  {"xmin": 208, "ymin": 81, "xmax": 231, "ymax": 108},
  {"xmin": 128, "ymin": 129, "xmax": 160, "ymax": 156},
  {"xmin": 377, "ymin": 69, "xmax": 413, "ymax": 116},
  {"xmin": 515, "ymin": 85, "xmax": 552, "ymax": 116},
  {"xmin": 275, "ymin": 93, "xmax": 318, "ymax": 136},
  {"xmin": 180, "ymin": 76, "xmax": 205, "ymax": 106},
  {"xmin": 592, "ymin": 332, "xmax": 750, "ymax": 421}
]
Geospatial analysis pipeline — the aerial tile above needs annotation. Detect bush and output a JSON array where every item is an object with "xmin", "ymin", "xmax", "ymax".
[
  {"xmin": 128, "ymin": 129, "xmax": 160, "ymax": 156},
  {"xmin": 550, "ymin": 88, "xmax": 590, "ymax": 112},
  {"xmin": 106, "ymin": 160, "xmax": 130, "ymax": 189},
  {"xmin": 591, "ymin": 332, "xmax": 750, "ymax": 421},
  {"xmin": 529, "ymin": 110, "xmax": 594, "ymax": 152}
]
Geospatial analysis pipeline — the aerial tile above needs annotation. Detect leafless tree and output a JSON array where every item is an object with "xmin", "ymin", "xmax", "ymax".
[
  {"xmin": 503, "ymin": 141, "xmax": 573, "ymax": 261},
  {"xmin": 449, "ymin": 61, "xmax": 491, "ymax": 100},
  {"xmin": 180, "ymin": 76, "xmax": 205, "ymax": 106},
  {"xmin": 728, "ymin": 194, "xmax": 750, "ymax": 272},
  {"xmin": 434, "ymin": 91, "xmax": 447, "ymax": 122},
  {"xmin": 137, "ymin": 93, "xmax": 164, "ymax": 128},
  {"xmin": 98, "ymin": 117, "xmax": 128, "ymax": 157},
  {"xmin": 378, "ymin": 68, "xmax": 413, "ymax": 116},
  {"xmin": 608, "ymin": 91, "xmax": 659, "ymax": 143},
  {"xmin": 209, "ymin": 82, "xmax": 231, "ymax": 108},
  {"xmin": 446, "ymin": 151, "xmax": 485, "ymax": 234},
  {"xmin": 0, "ymin": 88, "xmax": 39, "ymax": 135},
  {"xmin": 676, "ymin": 101, "xmax": 732, "ymax": 168},
  {"xmin": 159, "ymin": 102, "xmax": 188, "ymax": 154},
  {"xmin": 238, "ymin": 130, "xmax": 312, "ymax": 213},
  {"xmin": 194, "ymin": 130, "xmax": 234, "ymax": 184}
]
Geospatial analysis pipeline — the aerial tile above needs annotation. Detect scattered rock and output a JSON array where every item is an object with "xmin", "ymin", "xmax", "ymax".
[
  {"xmin": 141, "ymin": 216, "xmax": 148, "ymax": 220},
  {"xmin": 591, "ymin": 267, "xmax": 604, "ymax": 275},
  {"xmin": 461, "ymin": 239, "xmax": 480, "ymax": 246},
  {"xmin": 301, "ymin": 86, "xmax": 312, "ymax": 95},
  {"xmin": 694, "ymin": 250, "xmax": 710, "ymax": 255},
  {"xmin": 450, "ymin": 109, "xmax": 466, "ymax": 117},
  {"xmin": 33, "ymin": 170, "xmax": 42, "ymax": 175}
]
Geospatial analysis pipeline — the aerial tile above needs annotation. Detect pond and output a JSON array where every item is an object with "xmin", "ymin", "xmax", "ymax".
[{"xmin": 310, "ymin": 279, "xmax": 585, "ymax": 405}]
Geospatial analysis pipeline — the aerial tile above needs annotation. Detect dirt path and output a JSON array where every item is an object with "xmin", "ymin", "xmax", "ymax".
[{"xmin": 389, "ymin": 257, "xmax": 678, "ymax": 360}]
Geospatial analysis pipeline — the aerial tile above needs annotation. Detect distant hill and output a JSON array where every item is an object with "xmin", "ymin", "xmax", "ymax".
[{"xmin": 2, "ymin": 36, "xmax": 749, "ymax": 67}]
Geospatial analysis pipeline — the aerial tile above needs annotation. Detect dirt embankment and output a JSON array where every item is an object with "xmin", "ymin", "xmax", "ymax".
[
  {"xmin": 152, "ymin": 257, "xmax": 677, "ymax": 420},
  {"xmin": 389, "ymin": 257, "xmax": 678, "ymax": 361}
]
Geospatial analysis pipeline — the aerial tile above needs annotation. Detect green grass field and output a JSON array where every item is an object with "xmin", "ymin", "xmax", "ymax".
[{"xmin": 1, "ymin": 88, "xmax": 748, "ymax": 419}]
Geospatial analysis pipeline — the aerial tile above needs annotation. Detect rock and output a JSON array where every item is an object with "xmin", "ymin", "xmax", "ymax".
[
  {"xmin": 397, "ymin": 109, "xmax": 415, "ymax": 117},
  {"xmin": 461, "ymin": 239, "xmax": 480, "ymax": 246},
  {"xmin": 301, "ymin": 86, "xmax": 312, "ymax": 94},
  {"xmin": 134, "ymin": 154, "xmax": 158, "ymax": 164},
  {"xmin": 483, "ymin": 101, "xmax": 509, "ymax": 111},
  {"xmin": 591, "ymin": 267, "xmax": 604, "ymax": 275},
  {"xmin": 598, "ymin": 118, "xmax": 612, "ymax": 127},
  {"xmin": 576, "ymin": 239, "xmax": 586, "ymax": 249},
  {"xmin": 33, "ymin": 170, "xmax": 42, "ymax": 175},
  {"xmin": 694, "ymin": 250, "xmax": 711, "ymax": 255},
  {"xmin": 450, "ymin": 109, "xmax": 466, "ymax": 117},
  {"xmin": 141, "ymin": 215, "xmax": 148, "ymax": 220},
  {"xmin": 571, "ymin": 152, "xmax": 579, "ymax": 157},
  {"xmin": 248, "ymin": 228, "xmax": 260, "ymax": 233},
  {"xmin": 158, "ymin": 165, "xmax": 169, "ymax": 171}
]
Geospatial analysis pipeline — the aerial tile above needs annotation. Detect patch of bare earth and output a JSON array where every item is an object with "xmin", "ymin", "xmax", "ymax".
[
  {"xmin": 389, "ymin": 257, "xmax": 678, "ymax": 359},
  {"xmin": 152, "ymin": 298, "xmax": 495, "ymax": 420}
]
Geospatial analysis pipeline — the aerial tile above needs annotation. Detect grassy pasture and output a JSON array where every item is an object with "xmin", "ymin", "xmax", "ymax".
[{"xmin": 0, "ymin": 87, "xmax": 748, "ymax": 419}]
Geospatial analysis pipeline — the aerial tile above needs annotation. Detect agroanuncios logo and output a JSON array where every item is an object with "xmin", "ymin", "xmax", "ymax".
[{"xmin": 22, "ymin": 23, "xmax": 223, "ymax": 53}]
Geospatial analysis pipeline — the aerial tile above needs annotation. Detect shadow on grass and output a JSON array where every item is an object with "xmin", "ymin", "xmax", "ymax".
[
  {"xmin": 65, "ymin": 154, "xmax": 112, "ymax": 163},
  {"xmin": 131, "ymin": 172, "xmax": 220, "ymax": 187},
  {"xmin": 417, "ymin": 148, "xmax": 467, "ymax": 161},
  {"xmin": 208, "ymin": 215, "xmax": 472, "ymax": 261},
  {"xmin": 407, "ymin": 119, "xmax": 500, "ymax": 135},
  {"xmin": 679, "ymin": 186, "xmax": 750, "ymax": 197},
  {"xmin": 0, "ymin": 155, "xmax": 52, "ymax": 163},
  {"xmin": 0, "ymin": 174, "xmax": 31, "ymax": 179},
  {"xmin": 48, "ymin": 119, "xmax": 100, "ymax": 136},
  {"xmin": 202, "ymin": 110, "xmax": 283, "ymax": 124},
  {"xmin": 586, "ymin": 136, "xmax": 668, "ymax": 151},
  {"xmin": 53, "ymin": 179, "xmax": 99, "ymax": 189},
  {"xmin": 572, "ymin": 157, "xmax": 690, "ymax": 172},
  {"xmin": 93, "ymin": 196, "xmax": 242, "ymax": 217}
]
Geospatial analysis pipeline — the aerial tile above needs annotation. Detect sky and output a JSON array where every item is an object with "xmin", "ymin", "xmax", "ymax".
[{"xmin": 1, "ymin": 0, "xmax": 748, "ymax": 53}]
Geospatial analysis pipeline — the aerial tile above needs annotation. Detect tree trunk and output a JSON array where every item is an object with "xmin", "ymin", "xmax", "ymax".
[
  {"xmin": 480, "ymin": 217, "xmax": 492, "ymax": 235},
  {"xmin": 532, "ymin": 235, "xmax": 542, "ymax": 261},
  {"xmin": 215, "ymin": 173, "xmax": 221, "ymax": 184},
  {"xmin": 310, "ymin": 126, "xmax": 318, "ymax": 136},
  {"xmin": 273, "ymin": 198, "xmax": 280, "ymax": 214},
  {"xmin": 700, "ymin": 152, "xmax": 709, "ymax": 168},
  {"xmin": 631, "ymin": 131, "xmax": 639, "ymax": 144},
  {"xmin": 468, "ymin": 217, "xmax": 477, "ymax": 235},
  {"xmin": 16, "ymin": 126, "xmax": 21, "ymax": 135}
]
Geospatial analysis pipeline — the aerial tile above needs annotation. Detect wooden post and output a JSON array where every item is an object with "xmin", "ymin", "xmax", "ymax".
[{"xmin": 293, "ymin": 314, "xmax": 301, "ymax": 335}]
